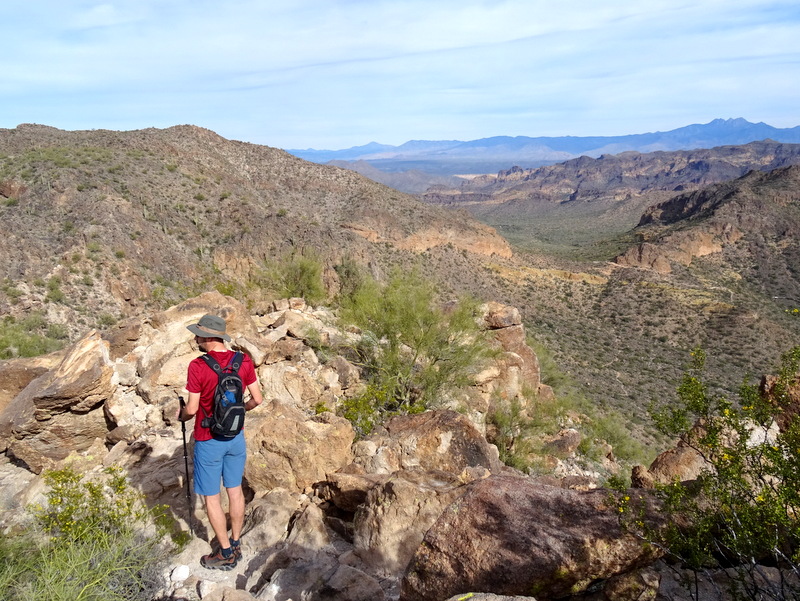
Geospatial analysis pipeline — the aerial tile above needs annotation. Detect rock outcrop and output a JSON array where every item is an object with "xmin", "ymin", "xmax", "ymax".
[
  {"xmin": 401, "ymin": 475, "xmax": 663, "ymax": 601},
  {"xmin": 0, "ymin": 293, "xmax": 658, "ymax": 601}
]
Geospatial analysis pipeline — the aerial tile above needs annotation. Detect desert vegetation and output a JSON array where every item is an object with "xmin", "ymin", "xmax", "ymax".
[
  {"xmin": 617, "ymin": 346, "xmax": 800, "ymax": 600},
  {"xmin": 0, "ymin": 467, "xmax": 180, "ymax": 601}
]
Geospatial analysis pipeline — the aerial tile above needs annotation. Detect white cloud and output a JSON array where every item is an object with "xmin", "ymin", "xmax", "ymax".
[{"xmin": 0, "ymin": 0, "xmax": 798, "ymax": 147}]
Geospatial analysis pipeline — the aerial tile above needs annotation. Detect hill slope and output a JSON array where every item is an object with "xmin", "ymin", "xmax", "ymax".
[
  {"xmin": 419, "ymin": 141, "xmax": 800, "ymax": 258},
  {"xmin": 0, "ymin": 124, "xmax": 509, "ymax": 335},
  {"xmin": 2, "ymin": 124, "xmax": 800, "ymax": 450}
]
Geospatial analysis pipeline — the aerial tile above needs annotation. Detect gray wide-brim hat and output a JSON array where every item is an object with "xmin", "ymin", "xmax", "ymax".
[{"xmin": 187, "ymin": 314, "xmax": 231, "ymax": 342}]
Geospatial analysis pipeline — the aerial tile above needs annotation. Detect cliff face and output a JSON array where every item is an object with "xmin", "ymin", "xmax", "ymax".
[
  {"xmin": 615, "ymin": 165, "xmax": 800, "ymax": 274},
  {"xmin": 420, "ymin": 141, "xmax": 800, "ymax": 210}
]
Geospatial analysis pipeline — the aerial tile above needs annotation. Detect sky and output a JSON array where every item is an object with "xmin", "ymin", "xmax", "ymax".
[{"xmin": 1, "ymin": 1, "xmax": 799, "ymax": 150}]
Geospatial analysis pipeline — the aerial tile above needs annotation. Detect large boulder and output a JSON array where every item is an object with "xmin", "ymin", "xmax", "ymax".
[
  {"xmin": 0, "ymin": 353, "xmax": 62, "ymax": 415},
  {"xmin": 353, "ymin": 469, "xmax": 470, "ymax": 577},
  {"xmin": 401, "ymin": 475, "xmax": 663, "ymax": 601},
  {"xmin": 134, "ymin": 291, "xmax": 268, "ymax": 405},
  {"xmin": 245, "ymin": 402, "xmax": 355, "ymax": 493},
  {"xmin": 0, "ymin": 331, "xmax": 115, "ymax": 472},
  {"xmin": 354, "ymin": 410, "xmax": 502, "ymax": 476}
]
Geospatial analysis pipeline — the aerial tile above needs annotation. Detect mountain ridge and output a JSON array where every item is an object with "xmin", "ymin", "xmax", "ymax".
[{"xmin": 287, "ymin": 119, "xmax": 800, "ymax": 178}]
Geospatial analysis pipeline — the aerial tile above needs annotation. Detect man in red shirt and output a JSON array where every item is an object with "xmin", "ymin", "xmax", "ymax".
[{"xmin": 179, "ymin": 314, "xmax": 263, "ymax": 570}]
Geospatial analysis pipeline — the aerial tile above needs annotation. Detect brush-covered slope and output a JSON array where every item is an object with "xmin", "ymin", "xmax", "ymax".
[
  {"xmin": 0, "ymin": 124, "xmax": 510, "ymax": 332},
  {"xmin": 419, "ymin": 141, "xmax": 800, "ymax": 256},
  {"xmin": 617, "ymin": 165, "xmax": 800, "ymax": 291}
]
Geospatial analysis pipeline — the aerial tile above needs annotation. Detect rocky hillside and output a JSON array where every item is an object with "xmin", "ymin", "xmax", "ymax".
[
  {"xmin": 1, "ymin": 292, "xmax": 794, "ymax": 600},
  {"xmin": 617, "ymin": 165, "xmax": 800, "ymax": 281},
  {"xmin": 419, "ymin": 141, "xmax": 800, "ymax": 253},
  {"xmin": 0, "ymin": 124, "xmax": 510, "ymax": 335},
  {"xmin": 3, "ymin": 123, "xmax": 800, "ymax": 451}
]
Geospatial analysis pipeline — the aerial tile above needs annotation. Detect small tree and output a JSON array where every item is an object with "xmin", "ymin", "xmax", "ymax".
[
  {"xmin": 338, "ymin": 269, "xmax": 493, "ymax": 435},
  {"xmin": 621, "ymin": 346, "xmax": 800, "ymax": 601}
]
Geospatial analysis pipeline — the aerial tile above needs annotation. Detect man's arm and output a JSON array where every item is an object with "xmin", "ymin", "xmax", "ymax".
[
  {"xmin": 245, "ymin": 381, "xmax": 263, "ymax": 411},
  {"xmin": 180, "ymin": 391, "xmax": 201, "ymax": 421}
]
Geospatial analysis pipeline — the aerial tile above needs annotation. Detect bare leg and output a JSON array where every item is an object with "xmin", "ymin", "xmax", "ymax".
[
  {"xmin": 227, "ymin": 485, "xmax": 245, "ymax": 541},
  {"xmin": 202, "ymin": 493, "xmax": 231, "ymax": 550}
]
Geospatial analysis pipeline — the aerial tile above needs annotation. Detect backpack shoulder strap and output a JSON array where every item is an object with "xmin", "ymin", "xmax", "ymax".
[
  {"xmin": 200, "ymin": 354, "xmax": 223, "ymax": 375},
  {"xmin": 229, "ymin": 352, "xmax": 243, "ymax": 373}
]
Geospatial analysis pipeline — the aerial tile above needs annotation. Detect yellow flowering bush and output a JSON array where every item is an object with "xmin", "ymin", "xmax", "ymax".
[{"xmin": 619, "ymin": 346, "xmax": 800, "ymax": 599}]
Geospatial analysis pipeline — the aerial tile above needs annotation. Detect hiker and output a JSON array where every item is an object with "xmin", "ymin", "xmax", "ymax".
[{"xmin": 179, "ymin": 313, "xmax": 263, "ymax": 570}]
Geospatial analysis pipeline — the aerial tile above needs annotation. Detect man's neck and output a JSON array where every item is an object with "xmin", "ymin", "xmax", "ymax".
[{"xmin": 203, "ymin": 341, "xmax": 228, "ymax": 353}]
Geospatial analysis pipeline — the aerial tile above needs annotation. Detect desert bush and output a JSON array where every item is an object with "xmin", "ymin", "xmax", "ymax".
[
  {"xmin": 487, "ymin": 396, "xmax": 540, "ymax": 471},
  {"xmin": 333, "ymin": 255, "xmax": 366, "ymax": 303},
  {"xmin": 0, "ymin": 466, "xmax": 180, "ymax": 600},
  {"xmin": 337, "ymin": 269, "xmax": 493, "ymax": 435},
  {"xmin": 258, "ymin": 250, "xmax": 326, "ymax": 305},
  {"xmin": 619, "ymin": 346, "xmax": 800, "ymax": 600},
  {"xmin": 0, "ymin": 314, "xmax": 68, "ymax": 358}
]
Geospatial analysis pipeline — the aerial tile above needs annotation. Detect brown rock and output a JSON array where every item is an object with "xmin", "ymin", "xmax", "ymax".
[
  {"xmin": 0, "ymin": 331, "xmax": 115, "ymax": 471},
  {"xmin": 245, "ymin": 401, "xmax": 355, "ymax": 493},
  {"xmin": 314, "ymin": 472, "xmax": 388, "ymax": 513},
  {"xmin": 760, "ymin": 373, "xmax": 800, "ymax": 431},
  {"xmin": 372, "ymin": 410, "xmax": 502, "ymax": 475},
  {"xmin": 401, "ymin": 475, "xmax": 663, "ymax": 601},
  {"xmin": 353, "ymin": 469, "xmax": 468, "ymax": 577},
  {"xmin": 543, "ymin": 428, "xmax": 583, "ymax": 458},
  {"xmin": 630, "ymin": 464, "xmax": 655, "ymax": 489},
  {"xmin": 0, "ymin": 354, "xmax": 62, "ymax": 416},
  {"xmin": 482, "ymin": 302, "xmax": 522, "ymax": 329},
  {"xmin": 648, "ymin": 443, "xmax": 707, "ymax": 484}
]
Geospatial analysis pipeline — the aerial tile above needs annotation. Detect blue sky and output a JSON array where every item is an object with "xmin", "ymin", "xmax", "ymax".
[{"xmin": 1, "ymin": 1, "xmax": 799, "ymax": 149}]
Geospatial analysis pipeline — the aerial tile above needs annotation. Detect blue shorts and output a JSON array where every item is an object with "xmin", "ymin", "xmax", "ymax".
[{"xmin": 193, "ymin": 432, "xmax": 246, "ymax": 496}]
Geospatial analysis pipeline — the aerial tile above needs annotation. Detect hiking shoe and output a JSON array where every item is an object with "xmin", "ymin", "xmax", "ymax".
[
  {"xmin": 200, "ymin": 549, "xmax": 238, "ymax": 571},
  {"xmin": 230, "ymin": 541, "xmax": 242, "ymax": 560}
]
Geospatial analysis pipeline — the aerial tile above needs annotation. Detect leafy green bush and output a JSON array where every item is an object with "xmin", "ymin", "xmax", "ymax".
[
  {"xmin": 337, "ymin": 270, "xmax": 493, "ymax": 435},
  {"xmin": 620, "ymin": 346, "xmax": 800, "ymax": 600},
  {"xmin": 258, "ymin": 251, "xmax": 326, "ymax": 305},
  {"xmin": 0, "ymin": 314, "xmax": 68, "ymax": 358},
  {"xmin": 0, "ymin": 466, "xmax": 180, "ymax": 601},
  {"xmin": 487, "ymin": 396, "xmax": 539, "ymax": 471}
]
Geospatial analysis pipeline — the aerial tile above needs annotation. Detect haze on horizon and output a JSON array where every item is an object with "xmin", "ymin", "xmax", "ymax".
[{"xmin": 1, "ymin": 1, "xmax": 799, "ymax": 150}]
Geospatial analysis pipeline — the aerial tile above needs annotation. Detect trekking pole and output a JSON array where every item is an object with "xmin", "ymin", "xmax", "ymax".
[{"xmin": 178, "ymin": 395, "xmax": 194, "ymax": 537}]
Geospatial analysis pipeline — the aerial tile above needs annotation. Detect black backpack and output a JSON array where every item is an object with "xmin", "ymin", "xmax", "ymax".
[{"xmin": 199, "ymin": 352, "xmax": 246, "ymax": 440}]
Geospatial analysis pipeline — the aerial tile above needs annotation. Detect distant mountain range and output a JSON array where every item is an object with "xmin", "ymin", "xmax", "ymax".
[{"xmin": 286, "ymin": 118, "xmax": 800, "ymax": 178}]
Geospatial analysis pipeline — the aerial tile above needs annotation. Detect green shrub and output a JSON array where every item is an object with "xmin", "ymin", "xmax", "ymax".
[
  {"xmin": 258, "ymin": 251, "xmax": 326, "ymax": 305},
  {"xmin": 619, "ymin": 346, "xmax": 800, "ymax": 599},
  {"xmin": 333, "ymin": 256, "xmax": 366, "ymax": 303},
  {"xmin": 337, "ymin": 269, "xmax": 493, "ymax": 435},
  {"xmin": 0, "ymin": 466, "xmax": 180, "ymax": 601},
  {"xmin": 97, "ymin": 313, "xmax": 118, "ymax": 328},
  {"xmin": 0, "ymin": 313, "xmax": 68, "ymax": 358},
  {"xmin": 487, "ymin": 396, "xmax": 539, "ymax": 471},
  {"xmin": 2, "ymin": 281, "xmax": 23, "ymax": 303},
  {"xmin": 46, "ymin": 323, "xmax": 69, "ymax": 340}
]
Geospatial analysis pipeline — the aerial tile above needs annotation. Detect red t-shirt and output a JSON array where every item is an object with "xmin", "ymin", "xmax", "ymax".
[{"xmin": 186, "ymin": 350, "xmax": 257, "ymax": 441}]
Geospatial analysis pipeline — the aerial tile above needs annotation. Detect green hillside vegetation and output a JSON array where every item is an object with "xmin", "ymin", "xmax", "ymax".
[
  {"xmin": 2, "ymin": 126, "xmax": 800, "ymax": 461},
  {"xmin": 0, "ymin": 466, "xmax": 180, "ymax": 601}
]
